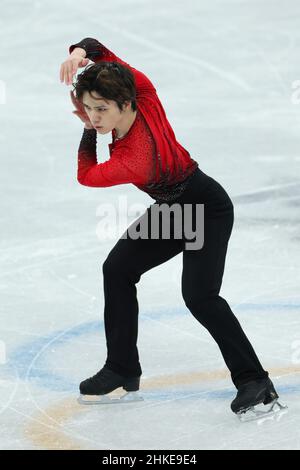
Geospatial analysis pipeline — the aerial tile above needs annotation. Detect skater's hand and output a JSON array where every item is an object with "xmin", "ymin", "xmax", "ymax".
[
  {"xmin": 60, "ymin": 49, "xmax": 90, "ymax": 86},
  {"xmin": 70, "ymin": 90, "xmax": 94, "ymax": 129}
]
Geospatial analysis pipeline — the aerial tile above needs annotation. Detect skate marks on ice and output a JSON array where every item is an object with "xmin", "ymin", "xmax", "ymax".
[
  {"xmin": 7, "ymin": 315, "xmax": 298, "ymax": 449},
  {"xmin": 89, "ymin": 16, "xmax": 253, "ymax": 93},
  {"xmin": 23, "ymin": 397, "xmax": 96, "ymax": 450},
  {"xmin": 0, "ymin": 377, "xmax": 20, "ymax": 416},
  {"xmin": 232, "ymin": 180, "xmax": 300, "ymax": 205},
  {"xmin": 22, "ymin": 368, "xmax": 296, "ymax": 450}
]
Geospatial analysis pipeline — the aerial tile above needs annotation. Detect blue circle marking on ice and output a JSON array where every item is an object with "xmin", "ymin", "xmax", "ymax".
[{"xmin": 7, "ymin": 302, "xmax": 300, "ymax": 399}]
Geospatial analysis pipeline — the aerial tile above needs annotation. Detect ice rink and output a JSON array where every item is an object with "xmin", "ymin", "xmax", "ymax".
[{"xmin": 1, "ymin": 0, "xmax": 300, "ymax": 450}]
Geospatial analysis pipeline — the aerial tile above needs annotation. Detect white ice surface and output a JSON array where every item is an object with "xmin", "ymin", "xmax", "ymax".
[{"xmin": 0, "ymin": 0, "xmax": 300, "ymax": 450}]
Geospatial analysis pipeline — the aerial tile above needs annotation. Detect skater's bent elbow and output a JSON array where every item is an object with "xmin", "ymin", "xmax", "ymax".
[{"xmin": 77, "ymin": 175, "xmax": 89, "ymax": 186}]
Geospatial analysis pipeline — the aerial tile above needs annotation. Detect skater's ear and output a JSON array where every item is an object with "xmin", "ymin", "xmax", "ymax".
[{"xmin": 120, "ymin": 100, "xmax": 132, "ymax": 112}]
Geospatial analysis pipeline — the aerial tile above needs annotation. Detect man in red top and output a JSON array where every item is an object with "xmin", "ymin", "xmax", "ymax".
[
  {"xmin": 59, "ymin": 38, "xmax": 282, "ymax": 418},
  {"xmin": 67, "ymin": 37, "xmax": 199, "ymax": 202}
]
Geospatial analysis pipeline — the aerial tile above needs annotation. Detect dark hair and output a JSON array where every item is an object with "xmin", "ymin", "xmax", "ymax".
[{"xmin": 72, "ymin": 61, "xmax": 137, "ymax": 112}]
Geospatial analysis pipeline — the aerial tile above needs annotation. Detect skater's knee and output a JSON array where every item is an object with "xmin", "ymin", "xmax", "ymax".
[
  {"xmin": 102, "ymin": 256, "xmax": 118, "ymax": 277},
  {"xmin": 182, "ymin": 291, "xmax": 217, "ymax": 314},
  {"xmin": 102, "ymin": 255, "xmax": 141, "ymax": 284}
]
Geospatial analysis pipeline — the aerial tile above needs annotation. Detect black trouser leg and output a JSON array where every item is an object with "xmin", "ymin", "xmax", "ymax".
[
  {"xmin": 102, "ymin": 211, "xmax": 184, "ymax": 377},
  {"xmin": 181, "ymin": 210, "xmax": 268, "ymax": 388}
]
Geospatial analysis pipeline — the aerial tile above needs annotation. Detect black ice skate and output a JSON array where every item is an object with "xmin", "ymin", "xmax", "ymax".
[
  {"xmin": 78, "ymin": 366, "xmax": 143, "ymax": 405},
  {"xmin": 231, "ymin": 377, "xmax": 287, "ymax": 422}
]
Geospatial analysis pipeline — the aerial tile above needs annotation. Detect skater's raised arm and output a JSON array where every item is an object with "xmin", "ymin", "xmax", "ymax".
[{"xmin": 65, "ymin": 37, "xmax": 157, "ymax": 96}]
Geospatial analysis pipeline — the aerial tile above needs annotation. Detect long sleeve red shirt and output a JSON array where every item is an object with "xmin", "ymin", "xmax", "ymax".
[{"xmin": 69, "ymin": 38, "xmax": 199, "ymax": 202}]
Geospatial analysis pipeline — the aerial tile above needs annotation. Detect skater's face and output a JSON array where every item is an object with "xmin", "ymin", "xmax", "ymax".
[{"xmin": 81, "ymin": 91, "xmax": 133, "ymax": 135}]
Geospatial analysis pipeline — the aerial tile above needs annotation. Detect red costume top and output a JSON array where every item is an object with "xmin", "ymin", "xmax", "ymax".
[{"xmin": 69, "ymin": 38, "xmax": 199, "ymax": 202}]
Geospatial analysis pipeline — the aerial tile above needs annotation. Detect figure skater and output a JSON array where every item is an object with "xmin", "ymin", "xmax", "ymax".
[{"xmin": 59, "ymin": 37, "xmax": 281, "ymax": 417}]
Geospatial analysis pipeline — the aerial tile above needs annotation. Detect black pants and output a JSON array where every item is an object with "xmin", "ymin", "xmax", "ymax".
[{"xmin": 102, "ymin": 168, "xmax": 268, "ymax": 388}]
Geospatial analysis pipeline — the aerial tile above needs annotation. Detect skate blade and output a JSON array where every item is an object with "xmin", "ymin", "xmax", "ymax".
[
  {"xmin": 77, "ymin": 391, "xmax": 144, "ymax": 405},
  {"xmin": 237, "ymin": 399, "xmax": 288, "ymax": 423}
]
